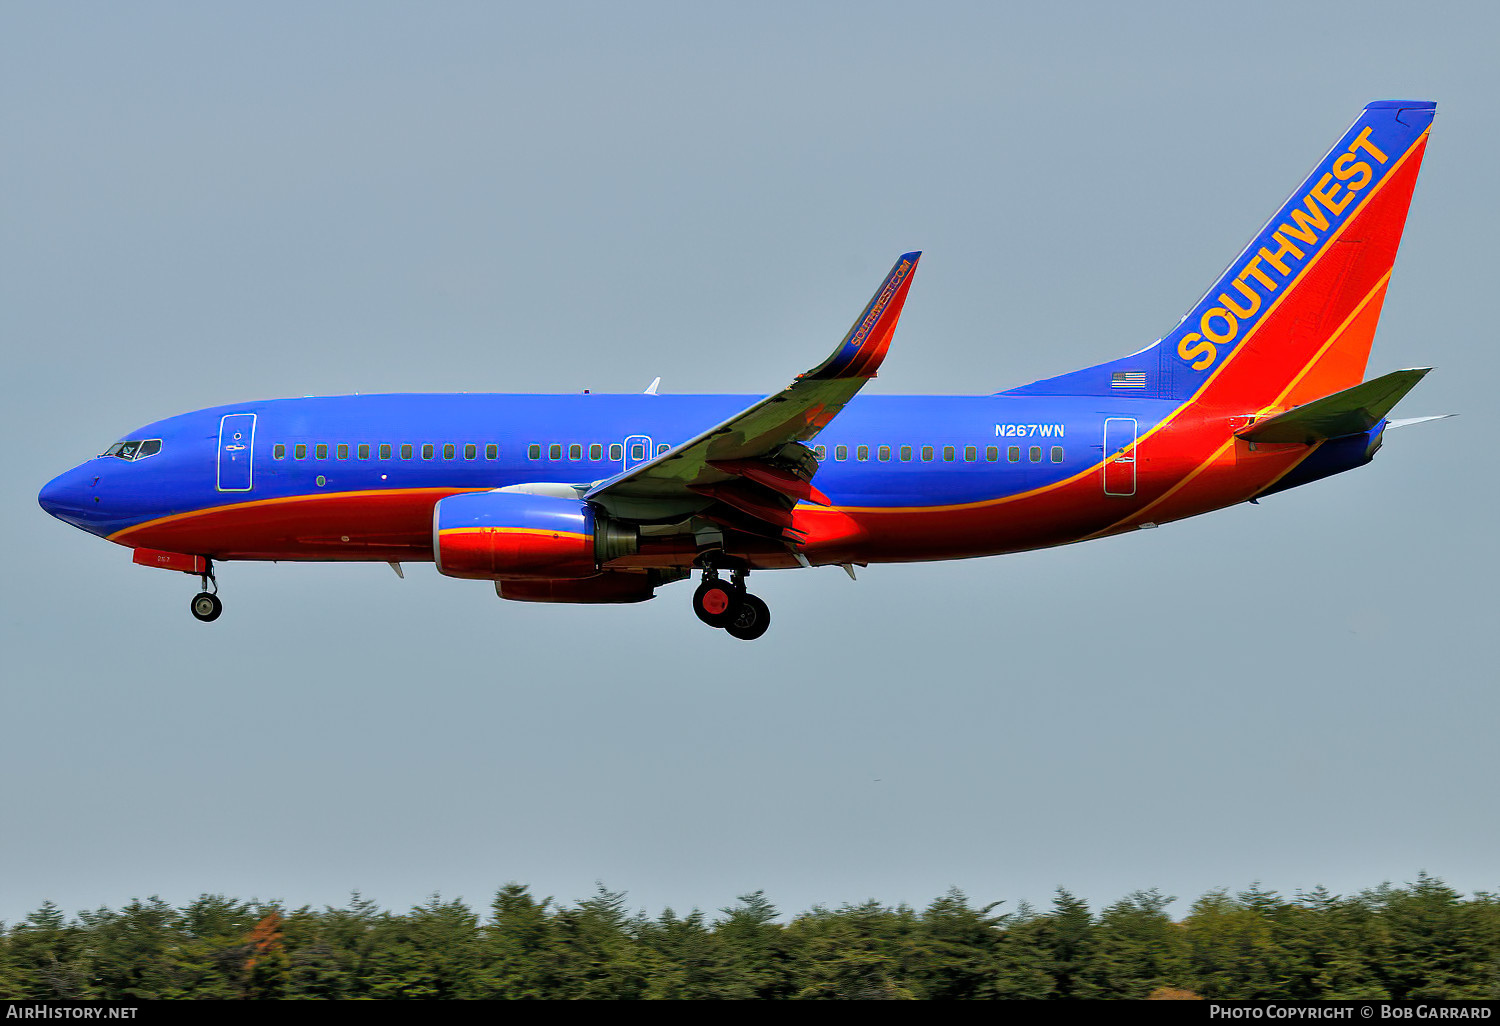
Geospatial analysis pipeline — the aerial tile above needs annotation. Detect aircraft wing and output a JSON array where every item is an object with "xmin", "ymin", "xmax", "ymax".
[{"xmin": 584, "ymin": 252, "xmax": 921, "ymax": 535}]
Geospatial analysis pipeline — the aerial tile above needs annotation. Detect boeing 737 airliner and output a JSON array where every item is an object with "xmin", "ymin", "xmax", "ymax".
[{"xmin": 40, "ymin": 101, "xmax": 1444, "ymax": 640}]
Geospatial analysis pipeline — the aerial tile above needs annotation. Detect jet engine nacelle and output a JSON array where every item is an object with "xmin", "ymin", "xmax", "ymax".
[{"xmin": 433, "ymin": 491, "xmax": 638, "ymax": 580}]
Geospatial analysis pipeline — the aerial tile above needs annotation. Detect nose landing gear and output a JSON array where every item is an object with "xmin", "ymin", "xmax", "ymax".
[
  {"xmin": 190, "ymin": 563, "xmax": 222, "ymax": 623},
  {"xmin": 691, "ymin": 567, "xmax": 771, "ymax": 640}
]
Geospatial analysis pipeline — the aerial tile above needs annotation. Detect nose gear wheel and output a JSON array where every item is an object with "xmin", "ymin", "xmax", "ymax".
[
  {"xmin": 189, "ymin": 561, "xmax": 221, "ymax": 622},
  {"xmin": 190, "ymin": 592, "xmax": 222, "ymax": 622}
]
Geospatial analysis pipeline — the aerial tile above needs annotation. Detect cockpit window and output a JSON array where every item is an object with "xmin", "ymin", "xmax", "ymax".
[{"xmin": 100, "ymin": 439, "xmax": 162, "ymax": 461}]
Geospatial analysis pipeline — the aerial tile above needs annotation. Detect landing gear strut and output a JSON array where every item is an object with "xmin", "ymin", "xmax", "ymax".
[
  {"xmin": 692, "ymin": 567, "xmax": 771, "ymax": 640},
  {"xmin": 190, "ymin": 562, "xmax": 221, "ymax": 623}
]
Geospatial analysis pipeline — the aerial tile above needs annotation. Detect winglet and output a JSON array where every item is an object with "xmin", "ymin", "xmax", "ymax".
[{"xmin": 805, "ymin": 252, "xmax": 921, "ymax": 380}]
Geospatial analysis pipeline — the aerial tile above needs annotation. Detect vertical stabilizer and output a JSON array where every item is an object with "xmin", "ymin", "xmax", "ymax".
[{"xmin": 1007, "ymin": 101, "xmax": 1435, "ymax": 411}]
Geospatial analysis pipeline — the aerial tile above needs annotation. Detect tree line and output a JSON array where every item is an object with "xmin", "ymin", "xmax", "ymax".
[{"xmin": 1, "ymin": 874, "xmax": 1495, "ymax": 1000}]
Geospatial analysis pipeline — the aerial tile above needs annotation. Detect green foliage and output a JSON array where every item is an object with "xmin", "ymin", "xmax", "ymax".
[
  {"xmin": 548, "ymin": 883, "xmax": 653, "ymax": 999},
  {"xmin": 712, "ymin": 890, "xmax": 795, "ymax": 997},
  {"xmin": 4, "ymin": 901, "xmax": 94, "ymax": 999},
  {"xmin": 1092, "ymin": 889, "xmax": 1191, "ymax": 998},
  {"xmin": 908, "ymin": 888, "xmax": 1006, "ymax": 999},
  {"xmin": 1, "ymin": 875, "xmax": 1496, "ymax": 999},
  {"xmin": 1366, "ymin": 872, "xmax": 1497, "ymax": 999},
  {"xmin": 637, "ymin": 908, "xmax": 743, "ymax": 999},
  {"xmin": 1183, "ymin": 886, "xmax": 1282, "ymax": 998},
  {"xmin": 480, "ymin": 882, "xmax": 557, "ymax": 998},
  {"xmin": 785, "ymin": 900, "xmax": 919, "ymax": 999}
]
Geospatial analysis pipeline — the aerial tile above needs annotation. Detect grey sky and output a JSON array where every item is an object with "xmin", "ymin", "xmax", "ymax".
[{"xmin": 2, "ymin": 1, "xmax": 1495, "ymax": 924}]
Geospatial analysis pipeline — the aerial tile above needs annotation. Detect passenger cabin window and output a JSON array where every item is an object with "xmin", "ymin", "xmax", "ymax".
[
  {"xmin": 380, "ymin": 443, "xmax": 392, "ymax": 460},
  {"xmin": 657, "ymin": 443, "xmax": 670, "ymax": 456},
  {"xmin": 273, "ymin": 443, "xmax": 286, "ymax": 460},
  {"xmin": 609, "ymin": 443, "xmax": 622, "ymax": 461},
  {"xmin": 589, "ymin": 444, "xmax": 602, "ymax": 461},
  {"xmin": 986, "ymin": 446, "xmax": 998, "ymax": 462},
  {"xmin": 315, "ymin": 444, "xmax": 328, "ymax": 460},
  {"xmin": 401, "ymin": 443, "xmax": 413, "ymax": 460},
  {"xmin": 878, "ymin": 445, "xmax": 891, "ymax": 462},
  {"xmin": 1007, "ymin": 446, "xmax": 1020, "ymax": 462},
  {"xmin": 899, "ymin": 445, "xmax": 912, "ymax": 462},
  {"xmin": 965, "ymin": 445, "xmax": 977, "ymax": 462},
  {"xmin": 337, "ymin": 443, "xmax": 349, "ymax": 460},
  {"xmin": 814, "ymin": 445, "xmax": 826, "ymax": 461},
  {"xmin": 943, "ymin": 445, "xmax": 955, "ymax": 461},
  {"xmin": 629, "ymin": 443, "xmax": 644, "ymax": 460},
  {"xmin": 549, "ymin": 443, "xmax": 562, "ymax": 460},
  {"xmin": 921, "ymin": 445, "xmax": 933, "ymax": 461},
  {"xmin": 295, "ymin": 444, "xmax": 307, "ymax": 460},
  {"xmin": 486, "ymin": 444, "xmax": 499, "ymax": 460},
  {"xmin": 1029, "ymin": 446, "xmax": 1042, "ymax": 462},
  {"xmin": 528, "ymin": 444, "xmax": 541, "ymax": 460},
  {"xmin": 834, "ymin": 444, "xmax": 847, "ymax": 462},
  {"xmin": 464, "ymin": 443, "xmax": 477, "ymax": 460},
  {"xmin": 422, "ymin": 444, "xmax": 435, "ymax": 460},
  {"xmin": 358, "ymin": 443, "xmax": 370, "ymax": 460},
  {"xmin": 569, "ymin": 444, "xmax": 582, "ymax": 461},
  {"xmin": 857, "ymin": 445, "xmax": 870, "ymax": 462},
  {"xmin": 1051, "ymin": 446, "xmax": 1064, "ymax": 463}
]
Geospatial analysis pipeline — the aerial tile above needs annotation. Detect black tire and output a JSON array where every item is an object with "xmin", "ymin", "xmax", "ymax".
[
  {"xmin": 692, "ymin": 580, "xmax": 739, "ymax": 628},
  {"xmin": 191, "ymin": 592, "xmax": 222, "ymax": 623},
  {"xmin": 725, "ymin": 593, "xmax": 770, "ymax": 641}
]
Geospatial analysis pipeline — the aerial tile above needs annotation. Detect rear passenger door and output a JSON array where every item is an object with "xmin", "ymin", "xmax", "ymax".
[{"xmin": 1102, "ymin": 417, "xmax": 1137, "ymax": 497}]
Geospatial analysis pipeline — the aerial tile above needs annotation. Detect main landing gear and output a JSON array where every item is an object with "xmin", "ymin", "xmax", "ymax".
[
  {"xmin": 692, "ymin": 568, "xmax": 770, "ymax": 641},
  {"xmin": 190, "ymin": 563, "xmax": 222, "ymax": 623}
]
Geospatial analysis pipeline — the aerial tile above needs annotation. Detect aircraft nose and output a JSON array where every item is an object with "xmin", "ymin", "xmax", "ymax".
[
  {"xmin": 38, "ymin": 465, "xmax": 99, "ymax": 523},
  {"xmin": 39, "ymin": 471, "xmax": 74, "ymax": 516}
]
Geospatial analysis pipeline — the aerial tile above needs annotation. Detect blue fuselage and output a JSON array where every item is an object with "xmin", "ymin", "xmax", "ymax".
[{"xmin": 40, "ymin": 392, "xmax": 1171, "ymax": 536}]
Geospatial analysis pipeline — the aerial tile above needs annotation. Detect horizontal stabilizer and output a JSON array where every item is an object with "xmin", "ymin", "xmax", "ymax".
[{"xmin": 1237, "ymin": 368, "xmax": 1432, "ymax": 444}]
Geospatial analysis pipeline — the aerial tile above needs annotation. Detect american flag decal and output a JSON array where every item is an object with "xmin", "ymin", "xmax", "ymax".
[{"xmin": 1111, "ymin": 371, "xmax": 1147, "ymax": 389}]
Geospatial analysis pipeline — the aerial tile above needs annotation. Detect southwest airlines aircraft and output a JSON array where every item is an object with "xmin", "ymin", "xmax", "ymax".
[{"xmin": 40, "ymin": 101, "xmax": 1444, "ymax": 641}]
